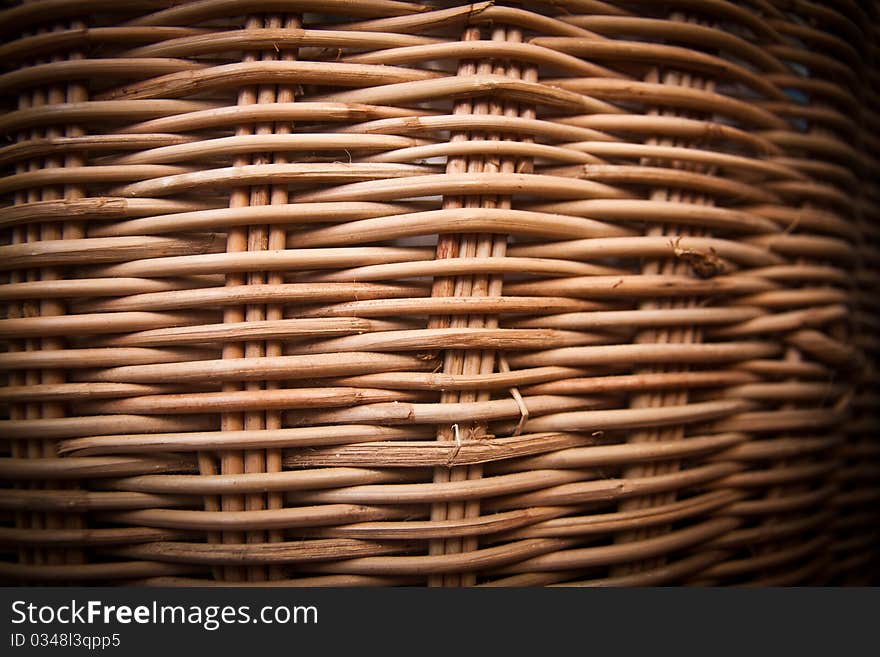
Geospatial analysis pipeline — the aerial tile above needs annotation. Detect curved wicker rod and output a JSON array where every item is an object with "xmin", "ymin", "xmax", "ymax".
[
  {"xmin": 744, "ymin": 204, "xmax": 859, "ymax": 240},
  {"xmin": 95, "ymin": 60, "xmax": 443, "ymax": 102},
  {"xmin": 547, "ymin": 551, "xmax": 731, "ymax": 587},
  {"xmin": 785, "ymin": 330, "xmax": 862, "ymax": 368},
  {"xmin": 120, "ymin": 102, "xmax": 431, "ymax": 135},
  {"xmin": 709, "ymin": 462, "xmax": 834, "ymax": 490},
  {"xmin": 605, "ymin": 0, "xmax": 787, "ymax": 41},
  {"xmin": 336, "ymin": 3, "xmax": 598, "ymax": 39},
  {"xmin": 544, "ymin": 163, "xmax": 782, "ymax": 205},
  {"xmin": 0, "ymin": 134, "xmax": 199, "ymax": 169},
  {"xmin": 286, "ymin": 432, "xmax": 586, "ymax": 469},
  {"xmin": 0, "ymin": 526, "xmax": 190, "ymax": 548},
  {"xmin": 735, "ymin": 359, "xmax": 832, "ymax": 381},
  {"xmin": 0, "ymin": 26, "xmax": 203, "ymax": 65},
  {"xmin": 701, "ymin": 536, "xmax": 830, "ymax": 580},
  {"xmin": 760, "ymin": 131, "xmax": 864, "ymax": 168},
  {"xmin": 1, "ymin": 415, "xmax": 216, "ymax": 441},
  {"xmin": 301, "ymin": 506, "xmax": 571, "ymax": 541},
  {"xmin": 552, "ymin": 115, "xmax": 781, "ymax": 155},
  {"xmin": 831, "ymin": 488, "xmax": 880, "ymax": 509},
  {"xmin": 769, "ymin": 158, "xmax": 859, "ymax": 191},
  {"xmin": 531, "ymin": 39, "xmax": 787, "ymax": 101},
  {"xmin": 712, "ymin": 305, "xmax": 849, "ymax": 339},
  {"xmin": 94, "ymin": 317, "xmax": 401, "ymax": 347},
  {"xmin": 730, "ymin": 287, "xmax": 849, "ymax": 310},
  {"xmin": 305, "ymin": 257, "xmax": 628, "ymax": 284},
  {"xmin": 343, "ymin": 41, "xmax": 625, "ymax": 80},
  {"xmin": 109, "ymin": 538, "xmax": 417, "ymax": 566},
  {"xmin": 103, "ymin": 503, "xmax": 418, "ymax": 532},
  {"xmin": 325, "ymin": 369, "xmax": 749, "ymax": 398},
  {"xmin": 517, "ymin": 370, "xmax": 756, "ymax": 397},
  {"xmin": 492, "ymin": 432, "xmax": 745, "ymax": 473},
  {"xmin": 124, "ymin": 28, "xmax": 440, "ymax": 58},
  {"xmin": 0, "ymin": 58, "xmax": 206, "ymax": 96},
  {"xmin": 0, "ymin": 347, "xmax": 215, "ymax": 371},
  {"xmin": 511, "ymin": 307, "xmax": 760, "ymax": 330},
  {"xmin": 559, "ymin": 16, "xmax": 788, "ymax": 73},
  {"xmin": 0, "ymin": 276, "xmax": 217, "ymax": 302},
  {"xmin": 720, "ymin": 486, "xmax": 837, "ymax": 518},
  {"xmin": 314, "ymin": 75, "xmax": 622, "ymax": 114},
  {"xmin": 757, "ymin": 103, "xmax": 858, "ymax": 138},
  {"xmin": 0, "ymin": 490, "xmax": 194, "ymax": 512},
  {"xmin": 111, "ymin": 162, "xmax": 433, "ymax": 198},
  {"xmin": 504, "ymin": 275, "xmax": 778, "ymax": 300},
  {"xmin": 334, "ymin": 114, "xmax": 613, "ymax": 143},
  {"xmin": 307, "ymin": 518, "xmax": 740, "ymax": 577},
  {"xmin": 765, "ymin": 17, "xmax": 861, "ymax": 70},
  {"xmin": 706, "ymin": 407, "xmax": 848, "ymax": 435},
  {"xmin": 284, "ymin": 327, "xmax": 605, "ymax": 355},
  {"xmin": 74, "ymin": 282, "xmax": 429, "ymax": 314},
  {"xmin": 489, "ymin": 462, "xmax": 742, "ymax": 512},
  {"xmin": 287, "ymin": 208, "xmax": 634, "ymax": 249},
  {"xmin": 747, "ymin": 234, "xmax": 856, "ymax": 266},
  {"xmin": 762, "ymin": 75, "xmax": 860, "ymax": 114},
  {"xmin": 291, "ymin": 173, "xmax": 630, "ymax": 205},
  {"xmin": 766, "ymin": 46, "xmax": 858, "ymax": 90},
  {"xmin": 107, "ymin": 466, "xmax": 420, "ymax": 496},
  {"xmin": 528, "ymin": 199, "xmax": 778, "ymax": 234},
  {"xmin": 511, "ymin": 343, "xmax": 781, "ymax": 371},
  {"xmin": 315, "ymin": 492, "xmax": 739, "ymax": 544},
  {"xmin": 0, "ymin": 197, "xmax": 217, "ymax": 230},
  {"xmin": 124, "ymin": 0, "xmax": 427, "ymax": 27},
  {"xmin": 70, "ymin": 352, "xmax": 435, "ymax": 385},
  {"xmin": 545, "ymin": 78, "xmax": 786, "ymax": 129},
  {"xmin": 0, "ymin": 314, "xmax": 384, "ymax": 344},
  {"xmin": 0, "ymin": 164, "xmax": 192, "ymax": 197},
  {"xmin": 708, "ymin": 381, "xmax": 847, "ymax": 403},
  {"xmin": 136, "ymin": 574, "xmax": 418, "ymax": 587},
  {"xmin": 306, "ymin": 538, "xmax": 578, "ymax": 576},
  {"xmin": 61, "ymin": 424, "xmax": 433, "ymax": 457},
  {"xmin": 290, "ymin": 394, "xmax": 607, "ymax": 429},
  {"xmin": 831, "ymin": 464, "xmax": 880, "ymax": 486},
  {"xmin": 110, "ymin": 468, "xmax": 582, "ymax": 502},
  {"xmin": 489, "ymin": 517, "xmax": 741, "ymax": 576},
  {"xmin": 559, "ymin": 142, "xmax": 805, "ymax": 182},
  {"xmin": 296, "ymin": 296, "xmax": 607, "ymax": 319},
  {"xmin": 0, "ymin": 310, "xmax": 213, "ymax": 339},
  {"xmin": 508, "ymin": 235, "xmax": 784, "ymax": 267},
  {"xmin": 0, "ymin": 455, "xmax": 194, "ymax": 480},
  {"xmin": 80, "ymin": 387, "xmax": 428, "ymax": 415},
  {"xmin": 87, "ymin": 201, "xmax": 417, "ymax": 237},
  {"xmin": 363, "ymin": 140, "xmax": 604, "ymax": 165},
  {"xmin": 90, "ymin": 245, "xmax": 435, "ymax": 278},
  {"xmin": 111, "ymin": 133, "xmax": 424, "ymax": 165},
  {"xmin": 295, "ymin": 399, "xmax": 747, "ymax": 435},
  {"xmin": 0, "ymin": 99, "xmax": 215, "ymax": 134},
  {"xmin": 502, "ymin": 490, "xmax": 742, "ymax": 542},
  {"xmin": 706, "ymin": 510, "xmax": 834, "ymax": 551},
  {"xmin": 0, "ymin": 561, "xmax": 200, "ymax": 583},
  {"xmin": 743, "ymin": 556, "xmax": 836, "ymax": 587},
  {"xmin": 764, "ymin": 182, "xmax": 856, "ymax": 213},
  {"xmin": 0, "ymin": 382, "xmax": 188, "ymax": 404}
]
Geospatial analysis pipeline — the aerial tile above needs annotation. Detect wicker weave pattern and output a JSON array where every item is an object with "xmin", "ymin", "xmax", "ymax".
[{"xmin": 0, "ymin": 0, "xmax": 877, "ymax": 586}]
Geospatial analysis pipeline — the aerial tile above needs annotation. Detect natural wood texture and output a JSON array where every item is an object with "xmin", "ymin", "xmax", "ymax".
[{"xmin": 0, "ymin": 0, "xmax": 877, "ymax": 585}]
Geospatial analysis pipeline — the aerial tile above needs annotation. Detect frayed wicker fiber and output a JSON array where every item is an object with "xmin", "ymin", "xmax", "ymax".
[{"xmin": 0, "ymin": 0, "xmax": 878, "ymax": 586}]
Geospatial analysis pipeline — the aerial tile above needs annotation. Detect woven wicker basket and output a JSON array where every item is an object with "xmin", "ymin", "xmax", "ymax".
[{"xmin": 1, "ymin": 0, "xmax": 878, "ymax": 586}]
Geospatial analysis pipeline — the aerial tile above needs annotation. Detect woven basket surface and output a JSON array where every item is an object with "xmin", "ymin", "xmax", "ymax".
[{"xmin": 1, "ymin": 0, "xmax": 878, "ymax": 586}]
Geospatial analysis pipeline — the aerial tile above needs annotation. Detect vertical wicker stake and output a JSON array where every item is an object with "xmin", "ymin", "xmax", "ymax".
[{"xmin": 9, "ymin": 16, "xmax": 89, "ymax": 578}]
